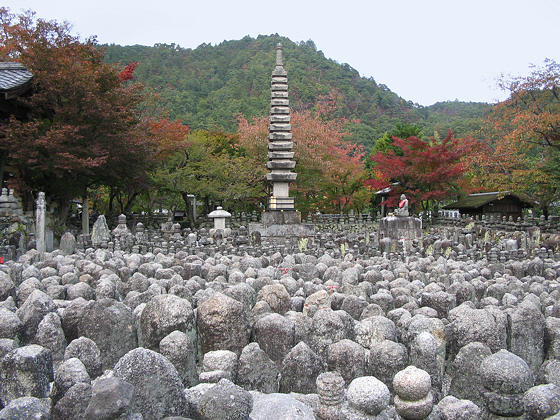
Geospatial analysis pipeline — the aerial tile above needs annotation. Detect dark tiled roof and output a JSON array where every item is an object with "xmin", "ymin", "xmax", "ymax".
[
  {"xmin": 443, "ymin": 192, "xmax": 532, "ymax": 209},
  {"xmin": 0, "ymin": 62, "xmax": 34, "ymax": 99}
]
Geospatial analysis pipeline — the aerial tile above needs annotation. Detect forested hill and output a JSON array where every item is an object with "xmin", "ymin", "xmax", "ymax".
[{"xmin": 103, "ymin": 34, "xmax": 490, "ymax": 149}]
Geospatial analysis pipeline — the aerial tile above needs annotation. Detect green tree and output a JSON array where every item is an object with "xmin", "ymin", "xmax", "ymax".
[
  {"xmin": 371, "ymin": 122, "xmax": 422, "ymax": 156},
  {"xmin": 102, "ymin": 35, "xmax": 489, "ymax": 152},
  {"xmin": 150, "ymin": 130, "xmax": 266, "ymax": 227}
]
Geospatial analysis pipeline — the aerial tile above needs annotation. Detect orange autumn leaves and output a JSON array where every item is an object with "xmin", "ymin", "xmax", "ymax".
[
  {"xmin": 468, "ymin": 59, "xmax": 560, "ymax": 214},
  {"xmin": 237, "ymin": 98, "xmax": 368, "ymax": 214}
]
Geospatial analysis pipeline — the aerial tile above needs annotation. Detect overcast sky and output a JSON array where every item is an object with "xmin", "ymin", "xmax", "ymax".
[{"xmin": 4, "ymin": 0, "xmax": 559, "ymax": 106}]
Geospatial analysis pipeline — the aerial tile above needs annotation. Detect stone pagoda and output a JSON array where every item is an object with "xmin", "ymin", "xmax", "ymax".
[
  {"xmin": 265, "ymin": 43, "xmax": 297, "ymax": 215},
  {"xmin": 250, "ymin": 44, "xmax": 314, "ymax": 240}
]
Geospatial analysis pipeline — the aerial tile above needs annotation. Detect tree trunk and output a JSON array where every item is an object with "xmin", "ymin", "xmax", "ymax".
[
  {"xmin": 203, "ymin": 197, "xmax": 211, "ymax": 217},
  {"xmin": 180, "ymin": 192, "xmax": 196, "ymax": 229},
  {"xmin": 117, "ymin": 194, "xmax": 124, "ymax": 214},
  {"xmin": 0, "ymin": 150, "xmax": 5, "ymax": 189},
  {"xmin": 123, "ymin": 191, "xmax": 139, "ymax": 214},
  {"xmin": 108, "ymin": 186, "xmax": 116, "ymax": 213},
  {"xmin": 56, "ymin": 192, "xmax": 71, "ymax": 227}
]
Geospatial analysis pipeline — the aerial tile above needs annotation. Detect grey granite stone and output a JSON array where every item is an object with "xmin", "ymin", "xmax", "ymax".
[
  {"xmin": 0, "ymin": 344, "xmax": 53, "ymax": 405},
  {"xmin": 113, "ymin": 347, "xmax": 189, "ymax": 419}
]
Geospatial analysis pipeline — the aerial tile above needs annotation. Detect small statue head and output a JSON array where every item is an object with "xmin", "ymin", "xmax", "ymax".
[{"xmin": 400, "ymin": 194, "xmax": 406, "ymax": 201}]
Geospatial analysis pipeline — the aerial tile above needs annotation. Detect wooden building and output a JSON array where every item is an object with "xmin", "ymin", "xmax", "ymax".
[
  {"xmin": 0, "ymin": 62, "xmax": 33, "ymax": 118},
  {"xmin": 442, "ymin": 192, "xmax": 532, "ymax": 220}
]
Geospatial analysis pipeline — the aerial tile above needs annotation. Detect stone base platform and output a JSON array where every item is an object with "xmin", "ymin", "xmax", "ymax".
[
  {"xmin": 260, "ymin": 210, "xmax": 302, "ymax": 226},
  {"xmin": 250, "ymin": 211, "xmax": 315, "ymax": 241},
  {"xmin": 378, "ymin": 216, "xmax": 423, "ymax": 252}
]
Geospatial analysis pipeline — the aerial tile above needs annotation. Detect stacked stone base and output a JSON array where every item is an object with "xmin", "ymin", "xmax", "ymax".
[
  {"xmin": 249, "ymin": 211, "xmax": 314, "ymax": 241},
  {"xmin": 261, "ymin": 210, "xmax": 301, "ymax": 225},
  {"xmin": 378, "ymin": 215, "xmax": 423, "ymax": 253}
]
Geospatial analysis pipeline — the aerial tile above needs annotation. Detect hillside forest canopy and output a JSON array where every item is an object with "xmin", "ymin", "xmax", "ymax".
[{"xmin": 1, "ymin": 7, "xmax": 559, "ymax": 228}]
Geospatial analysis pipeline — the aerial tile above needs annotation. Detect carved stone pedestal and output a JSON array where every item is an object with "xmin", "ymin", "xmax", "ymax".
[
  {"xmin": 378, "ymin": 216, "xmax": 423, "ymax": 253},
  {"xmin": 249, "ymin": 211, "xmax": 314, "ymax": 242}
]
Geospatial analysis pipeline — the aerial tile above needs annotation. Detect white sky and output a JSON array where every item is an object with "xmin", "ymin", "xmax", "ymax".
[{"xmin": 4, "ymin": 0, "xmax": 560, "ymax": 106}]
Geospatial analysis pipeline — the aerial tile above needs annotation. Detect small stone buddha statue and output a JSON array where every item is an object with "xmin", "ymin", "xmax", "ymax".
[{"xmin": 394, "ymin": 194, "xmax": 409, "ymax": 216}]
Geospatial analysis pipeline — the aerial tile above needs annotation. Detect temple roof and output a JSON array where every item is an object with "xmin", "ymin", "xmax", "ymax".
[
  {"xmin": 0, "ymin": 62, "xmax": 34, "ymax": 99},
  {"xmin": 443, "ymin": 192, "xmax": 532, "ymax": 209}
]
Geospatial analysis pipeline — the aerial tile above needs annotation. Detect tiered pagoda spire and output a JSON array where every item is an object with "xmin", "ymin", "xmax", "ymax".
[{"xmin": 266, "ymin": 43, "xmax": 297, "ymax": 211}]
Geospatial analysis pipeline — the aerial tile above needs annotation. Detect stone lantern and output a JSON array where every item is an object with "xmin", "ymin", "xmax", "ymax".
[{"xmin": 208, "ymin": 206, "xmax": 231, "ymax": 240}]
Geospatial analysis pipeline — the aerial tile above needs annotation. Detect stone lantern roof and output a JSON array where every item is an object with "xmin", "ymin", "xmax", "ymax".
[{"xmin": 208, "ymin": 206, "xmax": 231, "ymax": 219}]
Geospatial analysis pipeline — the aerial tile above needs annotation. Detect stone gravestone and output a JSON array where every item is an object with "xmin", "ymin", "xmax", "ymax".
[
  {"xmin": 111, "ymin": 214, "xmax": 133, "ymax": 251},
  {"xmin": 91, "ymin": 215, "xmax": 111, "ymax": 248},
  {"xmin": 59, "ymin": 232, "xmax": 76, "ymax": 255}
]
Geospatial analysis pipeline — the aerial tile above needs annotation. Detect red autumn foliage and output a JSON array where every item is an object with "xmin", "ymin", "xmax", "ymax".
[
  {"xmin": 0, "ymin": 8, "xmax": 190, "ymax": 220},
  {"xmin": 119, "ymin": 61, "xmax": 138, "ymax": 82},
  {"xmin": 365, "ymin": 132, "xmax": 476, "ymax": 211},
  {"xmin": 464, "ymin": 59, "xmax": 560, "ymax": 216},
  {"xmin": 146, "ymin": 118, "xmax": 191, "ymax": 160},
  {"xmin": 494, "ymin": 59, "xmax": 560, "ymax": 150}
]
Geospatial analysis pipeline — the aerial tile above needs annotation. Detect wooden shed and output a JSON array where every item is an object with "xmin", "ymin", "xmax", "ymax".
[{"xmin": 442, "ymin": 192, "xmax": 532, "ymax": 220}]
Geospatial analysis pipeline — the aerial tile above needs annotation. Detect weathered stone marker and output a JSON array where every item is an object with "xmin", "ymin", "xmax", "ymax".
[{"xmin": 35, "ymin": 192, "xmax": 46, "ymax": 253}]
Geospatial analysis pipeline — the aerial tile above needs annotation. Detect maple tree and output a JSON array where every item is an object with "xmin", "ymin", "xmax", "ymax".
[
  {"xmin": 291, "ymin": 111, "xmax": 367, "ymax": 214},
  {"xmin": 467, "ymin": 141, "xmax": 560, "ymax": 217},
  {"xmin": 464, "ymin": 126, "xmax": 558, "ymax": 216},
  {"xmin": 0, "ymin": 9, "xmax": 149, "ymax": 221},
  {"xmin": 103, "ymin": 117, "xmax": 191, "ymax": 215},
  {"xmin": 365, "ymin": 132, "xmax": 476, "ymax": 212},
  {"xmin": 493, "ymin": 59, "xmax": 560, "ymax": 150},
  {"xmin": 466, "ymin": 59, "xmax": 560, "ymax": 216},
  {"xmin": 0, "ymin": 8, "xmax": 191, "ymax": 223}
]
